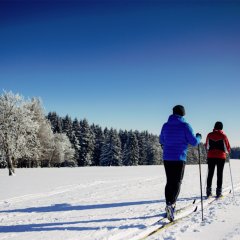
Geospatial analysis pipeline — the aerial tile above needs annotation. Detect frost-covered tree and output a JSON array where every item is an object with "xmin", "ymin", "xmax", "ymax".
[
  {"xmin": 50, "ymin": 133, "xmax": 75, "ymax": 167},
  {"xmin": 187, "ymin": 145, "xmax": 197, "ymax": 164},
  {"xmin": 103, "ymin": 127, "xmax": 110, "ymax": 138},
  {"xmin": 62, "ymin": 115, "xmax": 72, "ymax": 137},
  {"xmin": 100, "ymin": 129, "xmax": 122, "ymax": 166},
  {"xmin": 79, "ymin": 119, "xmax": 94, "ymax": 166},
  {"xmin": 0, "ymin": 151, "xmax": 7, "ymax": 168},
  {"xmin": 145, "ymin": 134, "xmax": 163, "ymax": 165},
  {"xmin": 119, "ymin": 129, "xmax": 128, "ymax": 152},
  {"xmin": 147, "ymin": 142, "xmax": 162, "ymax": 165},
  {"xmin": 186, "ymin": 143, "xmax": 206, "ymax": 164},
  {"xmin": 199, "ymin": 143, "xmax": 207, "ymax": 164},
  {"xmin": 62, "ymin": 115, "xmax": 80, "ymax": 159},
  {"xmin": 137, "ymin": 132, "xmax": 148, "ymax": 165},
  {"xmin": 0, "ymin": 91, "xmax": 40, "ymax": 175},
  {"xmin": 91, "ymin": 124, "xmax": 104, "ymax": 166},
  {"xmin": 72, "ymin": 118, "xmax": 81, "ymax": 162},
  {"xmin": 47, "ymin": 112, "xmax": 62, "ymax": 133},
  {"xmin": 26, "ymin": 98, "xmax": 55, "ymax": 167},
  {"xmin": 123, "ymin": 131, "xmax": 139, "ymax": 166}
]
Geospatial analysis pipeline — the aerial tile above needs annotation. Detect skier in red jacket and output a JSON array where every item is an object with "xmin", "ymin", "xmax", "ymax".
[{"xmin": 205, "ymin": 121, "xmax": 231, "ymax": 198}]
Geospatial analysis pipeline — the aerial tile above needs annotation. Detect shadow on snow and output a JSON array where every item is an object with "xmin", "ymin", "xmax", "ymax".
[
  {"xmin": 0, "ymin": 197, "xmax": 197, "ymax": 214},
  {"xmin": 0, "ymin": 221, "xmax": 148, "ymax": 233},
  {"xmin": 0, "ymin": 213, "xmax": 165, "ymax": 233},
  {"xmin": 0, "ymin": 200, "xmax": 164, "ymax": 213},
  {"xmin": 0, "ymin": 197, "xmax": 198, "ymax": 233}
]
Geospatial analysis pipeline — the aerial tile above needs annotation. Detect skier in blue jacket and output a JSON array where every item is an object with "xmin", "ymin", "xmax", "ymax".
[{"xmin": 160, "ymin": 105, "xmax": 201, "ymax": 221}]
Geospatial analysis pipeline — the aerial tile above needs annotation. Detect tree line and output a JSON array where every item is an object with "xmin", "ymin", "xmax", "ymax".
[
  {"xmin": 47, "ymin": 112, "xmax": 163, "ymax": 167},
  {"xmin": 0, "ymin": 91, "xmax": 207, "ymax": 176},
  {"xmin": 230, "ymin": 147, "xmax": 240, "ymax": 159}
]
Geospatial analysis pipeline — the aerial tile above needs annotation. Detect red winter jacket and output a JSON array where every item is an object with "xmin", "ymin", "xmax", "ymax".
[{"xmin": 205, "ymin": 130, "xmax": 231, "ymax": 159}]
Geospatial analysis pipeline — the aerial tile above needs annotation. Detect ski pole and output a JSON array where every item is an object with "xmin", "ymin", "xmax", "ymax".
[
  {"xmin": 198, "ymin": 144, "xmax": 204, "ymax": 221},
  {"xmin": 228, "ymin": 154, "xmax": 235, "ymax": 201}
]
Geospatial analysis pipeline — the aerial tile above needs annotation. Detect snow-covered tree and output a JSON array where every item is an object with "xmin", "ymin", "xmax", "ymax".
[
  {"xmin": 72, "ymin": 118, "xmax": 81, "ymax": 162},
  {"xmin": 62, "ymin": 115, "xmax": 72, "ymax": 137},
  {"xmin": 26, "ymin": 98, "xmax": 55, "ymax": 167},
  {"xmin": 147, "ymin": 142, "xmax": 162, "ymax": 165},
  {"xmin": 62, "ymin": 115, "xmax": 80, "ymax": 160},
  {"xmin": 103, "ymin": 127, "xmax": 110, "ymax": 138},
  {"xmin": 187, "ymin": 143, "xmax": 207, "ymax": 164},
  {"xmin": 119, "ymin": 129, "xmax": 128, "ymax": 152},
  {"xmin": 137, "ymin": 132, "xmax": 148, "ymax": 165},
  {"xmin": 100, "ymin": 129, "xmax": 122, "ymax": 166},
  {"xmin": 91, "ymin": 124, "xmax": 104, "ymax": 166},
  {"xmin": 144, "ymin": 133, "xmax": 162, "ymax": 165},
  {"xmin": 123, "ymin": 131, "xmax": 139, "ymax": 166},
  {"xmin": 79, "ymin": 119, "xmax": 94, "ymax": 166},
  {"xmin": 47, "ymin": 112, "xmax": 62, "ymax": 133},
  {"xmin": 0, "ymin": 91, "xmax": 40, "ymax": 175},
  {"xmin": 50, "ymin": 133, "xmax": 75, "ymax": 167}
]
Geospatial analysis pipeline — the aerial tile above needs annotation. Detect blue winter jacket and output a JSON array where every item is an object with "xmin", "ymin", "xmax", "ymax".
[{"xmin": 159, "ymin": 114, "xmax": 201, "ymax": 161}]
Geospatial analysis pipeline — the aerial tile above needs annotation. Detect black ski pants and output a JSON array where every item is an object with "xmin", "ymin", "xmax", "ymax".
[
  {"xmin": 164, "ymin": 160, "xmax": 185, "ymax": 205},
  {"xmin": 207, "ymin": 158, "xmax": 225, "ymax": 192}
]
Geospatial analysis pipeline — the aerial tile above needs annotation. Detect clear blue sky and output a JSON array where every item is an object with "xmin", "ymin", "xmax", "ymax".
[{"xmin": 0, "ymin": 0, "xmax": 240, "ymax": 146}]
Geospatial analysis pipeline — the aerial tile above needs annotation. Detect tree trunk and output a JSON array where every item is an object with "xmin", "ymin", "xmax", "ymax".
[
  {"xmin": 6, "ymin": 155, "xmax": 15, "ymax": 176},
  {"xmin": 4, "ymin": 140, "xmax": 15, "ymax": 175}
]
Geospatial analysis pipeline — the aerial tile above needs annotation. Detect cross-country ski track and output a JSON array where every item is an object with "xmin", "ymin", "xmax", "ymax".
[{"xmin": 0, "ymin": 161, "xmax": 240, "ymax": 240}]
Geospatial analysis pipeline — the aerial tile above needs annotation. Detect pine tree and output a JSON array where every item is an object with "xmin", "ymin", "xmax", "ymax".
[
  {"xmin": 119, "ymin": 129, "xmax": 128, "ymax": 152},
  {"xmin": 137, "ymin": 132, "xmax": 148, "ymax": 165},
  {"xmin": 91, "ymin": 124, "xmax": 104, "ymax": 166},
  {"xmin": 123, "ymin": 131, "xmax": 139, "ymax": 166},
  {"xmin": 100, "ymin": 129, "xmax": 122, "ymax": 166},
  {"xmin": 103, "ymin": 127, "xmax": 110, "ymax": 138},
  {"xmin": 79, "ymin": 119, "xmax": 94, "ymax": 166},
  {"xmin": 145, "ymin": 134, "xmax": 162, "ymax": 165},
  {"xmin": 147, "ymin": 142, "xmax": 162, "ymax": 165},
  {"xmin": 47, "ymin": 112, "xmax": 62, "ymax": 133},
  {"xmin": 62, "ymin": 115, "xmax": 73, "ymax": 138},
  {"xmin": 199, "ymin": 143, "xmax": 207, "ymax": 164},
  {"xmin": 72, "ymin": 118, "xmax": 81, "ymax": 163},
  {"xmin": 187, "ymin": 145, "xmax": 196, "ymax": 164}
]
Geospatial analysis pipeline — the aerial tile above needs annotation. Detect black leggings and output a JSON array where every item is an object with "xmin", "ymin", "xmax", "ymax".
[
  {"xmin": 207, "ymin": 158, "xmax": 225, "ymax": 191},
  {"xmin": 164, "ymin": 161, "xmax": 185, "ymax": 205}
]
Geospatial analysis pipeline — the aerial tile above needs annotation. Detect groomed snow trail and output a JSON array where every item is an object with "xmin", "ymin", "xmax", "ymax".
[{"xmin": 0, "ymin": 161, "xmax": 240, "ymax": 240}]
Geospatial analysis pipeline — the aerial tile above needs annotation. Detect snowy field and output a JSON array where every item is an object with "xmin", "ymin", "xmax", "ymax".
[{"xmin": 0, "ymin": 160, "xmax": 240, "ymax": 240}]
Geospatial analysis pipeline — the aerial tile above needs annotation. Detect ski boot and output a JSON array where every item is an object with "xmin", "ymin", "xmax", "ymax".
[
  {"xmin": 216, "ymin": 187, "xmax": 223, "ymax": 199},
  {"xmin": 165, "ymin": 203, "xmax": 175, "ymax": 222},
  {"xmin": 206, "ymin": 187, "xmax": 212, "ymax": 199}
]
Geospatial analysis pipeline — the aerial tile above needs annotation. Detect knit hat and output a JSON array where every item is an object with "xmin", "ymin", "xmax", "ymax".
[
  {"xmin": 214, "ymin": 121, "xmax": 223, "ymax": 130},
  {"xmin": 173, "ymin": 105, "xmax": 185, "ymax": 116}
]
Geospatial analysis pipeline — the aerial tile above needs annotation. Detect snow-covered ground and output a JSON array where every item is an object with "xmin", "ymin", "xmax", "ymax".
[{"xmin": 0, "ymin": 160, "xmax": 240, "ymax": 240}]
